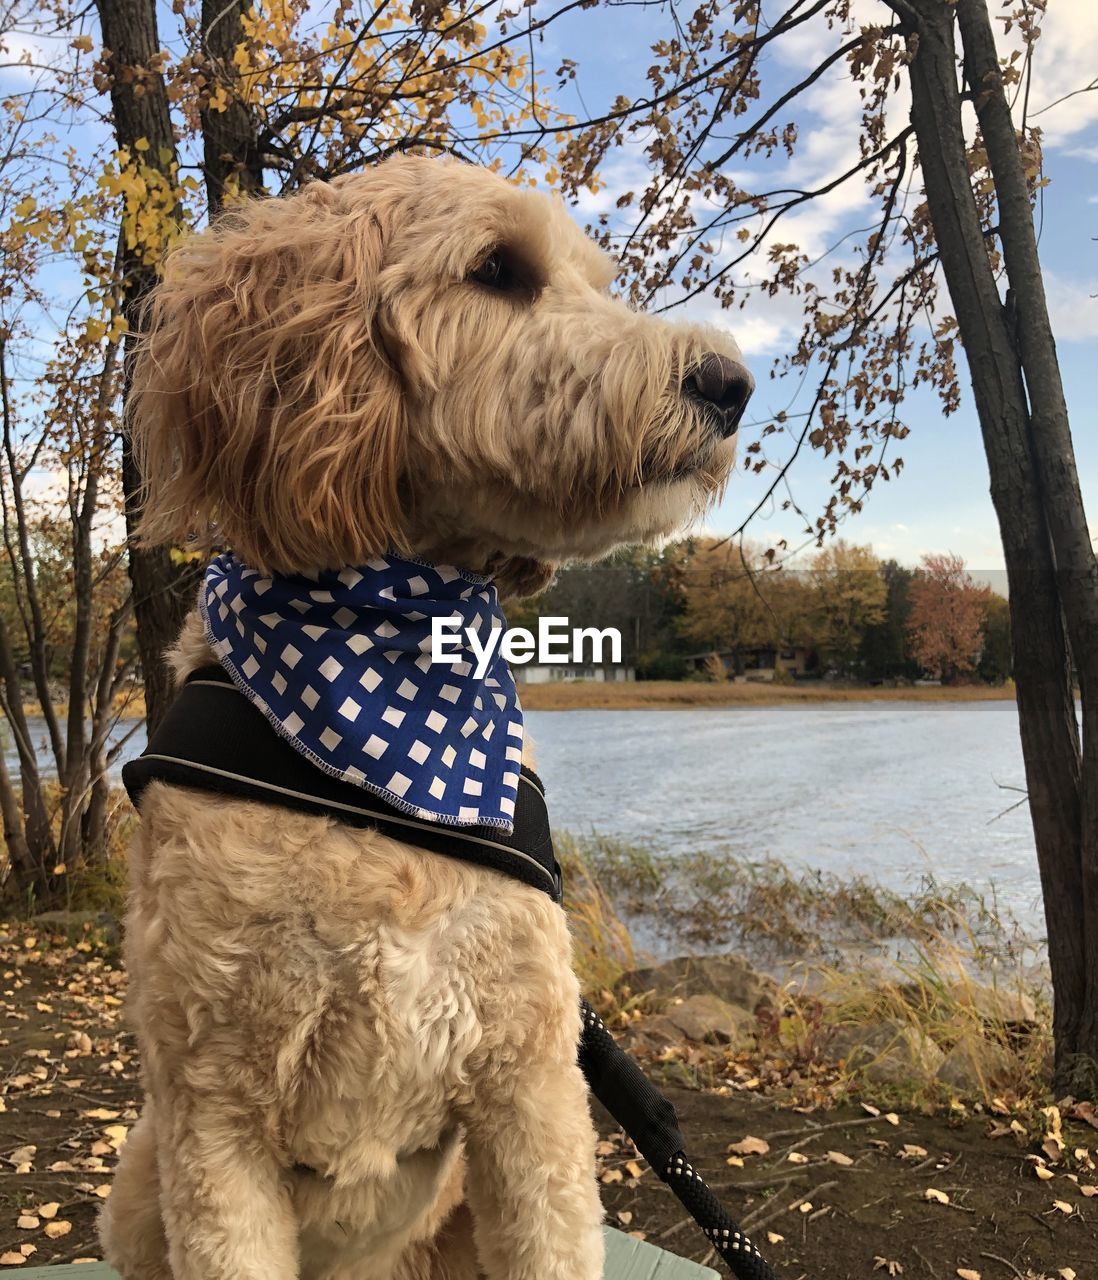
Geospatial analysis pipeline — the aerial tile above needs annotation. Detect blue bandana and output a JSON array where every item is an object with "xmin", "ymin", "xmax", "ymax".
[{"xmin": 199, "ymin": 552, "xmax": 524, "ymax": 830}]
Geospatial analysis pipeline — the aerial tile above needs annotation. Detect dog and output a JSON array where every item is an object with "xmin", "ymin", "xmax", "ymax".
[{"xmin": 101, "ymin": 154, "xmax": 751, "ymax": 1280}]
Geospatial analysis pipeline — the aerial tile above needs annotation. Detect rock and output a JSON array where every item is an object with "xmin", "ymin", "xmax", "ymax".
[
  {"xmin": 952, "ymin": 982, "xmax": 1037, "ymax": 1026},
  {"xmin": 829, "ymin": 1019, "xmax": 945, "ymax": 1086},
  {"xmin": 937, "ymin": 1033, "xmax": 1024, "ymax": 1096},
  {"xmin": 661, "ymin": 994, "xmax": 753, "ymax": 1045},
  {"xmin": 616, "ymin": 954, "xmax": 776, "ymax": 1014}
]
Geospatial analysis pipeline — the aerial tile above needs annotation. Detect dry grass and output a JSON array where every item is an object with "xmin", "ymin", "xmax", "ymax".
[{"xmin": 519, "ymin": 679, "xmax": 1016, "ymax": 710}]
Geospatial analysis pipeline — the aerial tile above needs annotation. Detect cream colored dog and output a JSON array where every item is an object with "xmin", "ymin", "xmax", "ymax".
[{"xmin": 101, "ymin": 155, "xmax": 751, "ymax": 1280}]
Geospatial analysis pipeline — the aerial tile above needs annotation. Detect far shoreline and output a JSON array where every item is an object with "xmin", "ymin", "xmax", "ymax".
[{"xmin": 518, "ymin": 679, "xmax": 1017, "ymax": 711}]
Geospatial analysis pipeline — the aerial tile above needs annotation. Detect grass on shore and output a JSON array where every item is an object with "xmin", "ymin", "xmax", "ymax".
[
  {"xmin": 519, "ymin": 678, "xmax": 1016, "ymax": 710},
  {"xmin": 559, "ymin": 831, "xmax": 1052, "ymax": 1110}
]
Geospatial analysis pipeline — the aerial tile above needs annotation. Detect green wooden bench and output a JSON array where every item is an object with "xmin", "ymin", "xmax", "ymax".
[{"xmin": 15, "ymin": 1227, "xmax": 718, "ymax": 1279}]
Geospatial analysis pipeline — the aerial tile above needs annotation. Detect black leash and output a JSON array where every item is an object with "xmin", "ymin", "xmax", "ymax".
[
  {"xmin": 579, "ymin": 1000, "xmax": 775, "ymax": 1280},
  {"xmin": 125, "ymin": 666, "xmax": 777, "ymax": 1279}
]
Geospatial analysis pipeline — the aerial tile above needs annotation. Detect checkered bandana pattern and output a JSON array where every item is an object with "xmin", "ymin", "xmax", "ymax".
[{"xmin": 200, "ymin": 552, "xmax": 524, "ymax": 830}]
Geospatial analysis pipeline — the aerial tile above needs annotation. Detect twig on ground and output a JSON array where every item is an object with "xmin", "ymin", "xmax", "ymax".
[
  {"xmin": 979, "ymin": 1252, "xmax": 1026, "ymax": 1280},
  {"xmin": 740, "ymin": 1181, "xmax": 839, "ymax": 1233}
]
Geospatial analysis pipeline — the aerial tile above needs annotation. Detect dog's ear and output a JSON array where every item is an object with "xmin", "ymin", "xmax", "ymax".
[{"xmin": 129, "ymin": 177, "xmax": 408, "ymax": 574}]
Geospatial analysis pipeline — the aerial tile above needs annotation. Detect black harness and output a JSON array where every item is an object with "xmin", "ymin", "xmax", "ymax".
[{"xmin": 123, "ymin": 666, "xmax": 775, "ymax": 1280}]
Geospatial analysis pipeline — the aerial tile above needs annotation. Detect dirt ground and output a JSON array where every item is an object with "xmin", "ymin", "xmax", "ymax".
[{"xmin": 0, "ymin": 921, "xmax": 1094, "ymax": 1279}]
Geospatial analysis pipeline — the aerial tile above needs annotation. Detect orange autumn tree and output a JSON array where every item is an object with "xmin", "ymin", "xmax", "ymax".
[{"xmin": 907, "ymin": 554, "xmax": 992, "ymax": 684}]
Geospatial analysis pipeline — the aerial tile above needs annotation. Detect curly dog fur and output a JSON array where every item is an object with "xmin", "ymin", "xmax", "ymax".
[{"xmin": 101, "ymin": 155, "xmax": 748, "ymax": 1280}]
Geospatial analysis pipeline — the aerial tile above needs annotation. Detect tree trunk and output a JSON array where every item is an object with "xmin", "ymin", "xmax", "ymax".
[
  {"xmin": 200, "ymin": 0, "xmax": 264, "ymax": 211},
  {"xmin": 95, "ymin": 0, "xmax": 200, "ymax": 734},
  {"xmin": 953, "ymin": 0, "xmax": 1098, "ymax": 1091},
  {"xmin": 898, "ymin": 0, "xmax": 1097, "ymax": 1088}
]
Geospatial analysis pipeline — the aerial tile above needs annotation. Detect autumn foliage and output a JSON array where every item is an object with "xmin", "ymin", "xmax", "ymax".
[{"xmin": 907, "ymin": 554, "xmax": 993, "ymax": 684}]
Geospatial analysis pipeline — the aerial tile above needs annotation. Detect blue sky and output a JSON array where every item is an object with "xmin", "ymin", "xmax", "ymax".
[{"xmin": 535, "ymin": 0, "xmax": 1098, "ymax": 573}]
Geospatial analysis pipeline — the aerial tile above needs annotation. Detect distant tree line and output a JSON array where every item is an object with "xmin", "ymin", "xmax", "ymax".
[{"xmin": 509, "ymin": 540, "xmax": 1013, "ymax": 686}]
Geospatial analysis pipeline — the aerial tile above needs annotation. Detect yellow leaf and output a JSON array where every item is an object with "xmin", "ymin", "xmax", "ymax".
[
  {"xmin": 725, "ymin": 1155, "xmax": 744, "ymax": 1167},
  {"xmin": 134, "ymin": 138, "xmax": 150, "ymax": 152},
  {"xmin": 1080, "ymin": 1184, "xmax": 1098, "ymax": 1197},
  {"xmin": 924, "ymin": 1188, "xmax": 950, "ymax": 1204},
  {"xmin": 93, "ymin": 1185, "xmax": 111, "ymax": 1199},
  {"xmin": 71, "ymin": 35, "xmax": 93, "ymax": 52},
  {"xmin": 81, "ymin": 1109, "xmax": 119, "ymax": 1121},
  {"xmin": 766, "ymin": 1231, "xmax": 784, "ymax": 1244},
  {"xmin": 102, "ymin": 1125, "xmax": 128, "ymax": 1150},
  {"xmin": 826, "ymin": 1150, "xmax": 854, "ymax": 1166},
  {"xmin": 0, "ymin": 1253, "xmax": 26, "ymax": 1265},
  {"xmin": 798, "ymin": 1201, "xmax": 813, "ymax": 1214},
  {"xmin": 1052, "ymin": 1199, "xmax": 1073, "ymax": 1214},
  {"xmin": 787, "ymin": 1152, "xmax": 809, "ymax": 1164},
  {"xmin": 956, "ymin": 1271, "xmax": 981, "ymax": 1280},
  {"xmin": 727, "ymin": 1136, "xmax": 769, "ymax": 1156},
  {"xmin": 35, "ymin": 1204, "xmax": 59, "ymax": 1220},
  {"xmin": 15, "ymin": 1218, "xmax": 37, "ymax": 1231},
  {"xmin": 1034, "ymin": 1164, "xmax": 1054, "ymax": 1181},
  {"xmin": 1060, "ymin": 1269, "xmax": 1077, "ymax": 1280},
  {"xmin": 43, "ymin": 1222, "xmax": 71, "ymax": 1240},
  {"xmin": 600, "ymin": 1168, "xmax": 622, "ymax": 1184},
  {"xmin": 51, "ymin": 864, "xmax": 65, "ymax": 876}
]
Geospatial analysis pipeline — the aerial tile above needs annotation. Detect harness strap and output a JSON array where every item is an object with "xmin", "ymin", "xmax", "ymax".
[{"xmin": 122, "ymin": 666, "xmax": 562, "ymax": 902}]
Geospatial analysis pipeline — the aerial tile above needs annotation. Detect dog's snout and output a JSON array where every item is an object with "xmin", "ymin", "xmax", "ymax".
[{"xmin": 683, "ymin": 353, "xmax": 754, "ymax": 438}]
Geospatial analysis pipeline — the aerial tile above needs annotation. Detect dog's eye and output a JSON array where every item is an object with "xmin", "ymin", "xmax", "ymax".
[{"xmin": 470, "ymin": 250, "xmax": 514, "ymax": 291}]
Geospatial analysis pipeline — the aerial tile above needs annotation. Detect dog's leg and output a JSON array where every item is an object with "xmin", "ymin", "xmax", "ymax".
[
  {"xmin": 459, "ymin": 974, "xmax": 604, "ymax": 1279},
  {"xmin": 99, "ymin": 1107, "xmax": 171, "ymax": 1280},
  {"xmin": 152, "ymin": 1077, "xmax": 299, "ymax": 1280}
]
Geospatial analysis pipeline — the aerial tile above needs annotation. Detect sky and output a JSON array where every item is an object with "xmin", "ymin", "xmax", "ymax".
[{"xmin": 534, "ymin": 0, "xmax": 1098, "ymax": 573}]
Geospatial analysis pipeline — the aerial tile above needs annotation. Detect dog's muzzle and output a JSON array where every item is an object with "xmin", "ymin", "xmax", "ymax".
[{"xmin": 683, "ymin": 352, "xmax": 754, "ymax": 439}]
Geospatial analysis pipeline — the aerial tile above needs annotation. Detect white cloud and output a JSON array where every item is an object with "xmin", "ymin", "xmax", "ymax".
[
  {"xmin": 1044, "ymin": 270, "xmax": 1098, "ymax": 342},
  {"xmin": 1025, "ymin": 0, "xmax": 1098, "ymax": 148}
]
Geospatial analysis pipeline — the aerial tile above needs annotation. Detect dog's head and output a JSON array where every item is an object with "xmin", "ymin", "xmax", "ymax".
[{"xmin": 133, "ymin": 155, "xmax": 752, "ymax": 594}]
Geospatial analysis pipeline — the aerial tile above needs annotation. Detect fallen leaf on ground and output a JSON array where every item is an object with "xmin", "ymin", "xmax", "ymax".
[
  {"xmin": 956, "ymin": 1270, "xmax": 980, "ymax": 1280},
  {"xmin": 766, "ymin": 1232, "xmax": 784, "ymax": 1245},
  {"xmin": 1051, "ymin": 1200, "xmax": 1074, "ymax": 1215},
  {"xmin": 727, "ymin": 1136, "xmax": 770, "ymax": 1156},
  {"xmin": 873, "ymin": 1259, "xmax": 903, "ymax": 1276},
  {"xmin": 35, "ymin": 1204, "xmax": 59, "ymax": 1220},
  {"xmin": 1079, "ymin": 1184, "xmax": 1098, "ymax": 1197},
  {"xmin": 925, "ymin": 1188, "xmax": 950, "ymax": 1204},
  {"xmin": 826, "ymin": 1151, "xmax": 853, "ymax": 1166},
  {"xmin": 787, "ymin": 1152, "xmax": 809, "ymax": 1165},
  {"xmin": 43, "ymin": 1222, "xmax": 71, "ymax": 1240},
  {"xmin": 1067, "ymin": 1100, "xmax": 1098, "ymax": 1130},
  {"xmin": 14, "ymin": 1218, "xmax": 36, "ymax": 1231},
  {"xmin": 0, "ymin": 1252, "xmax": 25, "ymax": 1265},
  {"xmin": 1059, "ymin": 1269, "xmax": 1077, "ymax": 1279},
  {"xmin": 798, "ymin": 1201, "xmax": 813, "ymax": 1213}
]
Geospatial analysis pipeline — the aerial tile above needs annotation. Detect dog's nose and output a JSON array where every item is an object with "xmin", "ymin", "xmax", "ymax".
[{"xmin": 683, "ymin": 353, "xmax": 754, "ymax": 438}]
